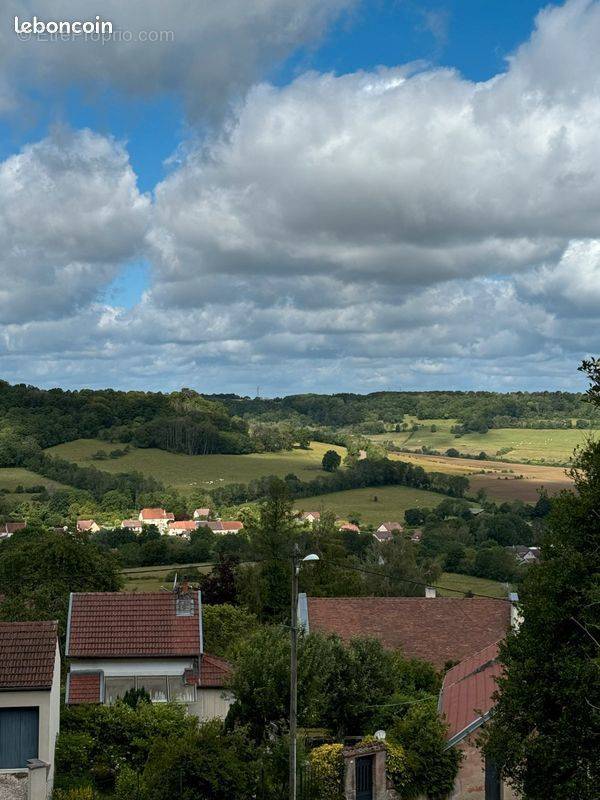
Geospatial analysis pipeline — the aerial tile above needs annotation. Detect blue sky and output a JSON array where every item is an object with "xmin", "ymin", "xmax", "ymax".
[{"xmin": 0, "ymin": 0, "xmax": 599, "ymax": 393}]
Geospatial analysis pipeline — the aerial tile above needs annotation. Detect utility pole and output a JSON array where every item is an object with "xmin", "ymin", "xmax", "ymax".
[
  {"xmin": 289, "ymin": 547, "xmax": 319, "ymax": 800},
  {"xmin": 289, "ymin": 544, "xmax": 299, "ymax": 800}
]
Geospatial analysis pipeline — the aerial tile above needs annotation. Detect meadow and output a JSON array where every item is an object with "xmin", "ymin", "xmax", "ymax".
[
  {"xmin": 45, "ymin": 439, "xmax": 347, "ymax": 494},
  {"xmin": 434, "ymin": 571, "xmax": 510, "ymax": 599},
  {"xmin": 390, "ymin": 452, "xmax": 573, "ymax": 503},
  {"xmin": 0, "ymin": 467, "xmax": 70, "ymax": 507},
  {"xmin": 120, "ymin": 562, "xmax": 214, "ymax": 592},
  {"xmin": 371, "ymin": 417, "xmax": 590, "ymax": 465},
  {"xmin": 295, "ymin": 484, "xmax": 449, "ymax": 525}
]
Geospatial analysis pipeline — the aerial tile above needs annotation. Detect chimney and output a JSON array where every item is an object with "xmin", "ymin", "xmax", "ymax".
[
  {"xmin": 425, "ymin": 586, "xmax": 437, "ymax": 599},
  {"xmin": 175, "ymin": 577, "xmax": 194, "ymax": 616}
]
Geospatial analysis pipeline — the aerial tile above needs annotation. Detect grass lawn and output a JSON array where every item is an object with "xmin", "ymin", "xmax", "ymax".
[
  {"xmin": 45, "ymin": 439, "xmax": 347, "ymax": 494},
  {"xmin": 295, "ymin": 485, "xmax": 448, "ymax": 525},
  {"xmin": 435, "ymin": 571, "xmax": 511, "ymax": 599},
  {"xmin": 371, "ymin": 418, "xmax": 589, "ymax": 465}
]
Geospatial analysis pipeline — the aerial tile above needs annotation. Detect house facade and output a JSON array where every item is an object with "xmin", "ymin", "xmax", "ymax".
[
  {"xmin": 138, "ymin": 508, "xmax": 174, "ymax": 532},
  {"xmin": 65, "ymin": 587, "xmax": 232, "ymax": 721},
  {"xmin": 439, "ymin": 642, "xmax": 519, "ymax": 800},
  {"xmin": 166, "ymin": 520, "xmax": 198, "ymax": 538},
  {"xmin": 0, "ymin": 620, "xmax": 61, "ymax": 800},
  {"xmin": 76, "ymin": 520, "xmax": 100, "ymax": 533}
]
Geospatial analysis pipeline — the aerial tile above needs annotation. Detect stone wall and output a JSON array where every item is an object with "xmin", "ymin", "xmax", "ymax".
[{"xmin": 0, "ymin": 773, "xmax": 27, "ymax": 800}]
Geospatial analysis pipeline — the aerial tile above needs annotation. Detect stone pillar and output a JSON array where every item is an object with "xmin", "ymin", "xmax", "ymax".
[
  {"xmin": 26, "ymin": 759, "xmax": 49, "ymax": 800},
  {"xmin": 343, "ymin": 741, "xmax": 389, "ymax": 800}
]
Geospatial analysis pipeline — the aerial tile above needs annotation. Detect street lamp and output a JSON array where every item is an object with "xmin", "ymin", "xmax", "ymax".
[{"xmin": 290, "ymin": 546, "xmax": 319, "ymax": 800}]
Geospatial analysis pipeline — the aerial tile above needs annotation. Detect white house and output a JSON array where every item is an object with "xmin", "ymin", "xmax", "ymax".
[
  {"xmin": 121, "ymin": 519, "xmax": 143, "ymax": 533},
  {"xmin": 376, "ymin": 521, "xmax": 404, "ymax": 534},
  {"xmin": 76, "ymin": 520, "xmax": 100, "ymax": 534},
  {"xmin": 297, "ymin": 511, "xmax": 320, "ymax": 524},
  {"xmin": 65, "ymin": 585, "xmax": 232, "ymax": 721},
  {"xmin": 0, "ymin": 620, "xmax": 61, "ymax": 800},
  {"xmin": 193, "ymin": 508, "xmax": 211, "ymax": 520},
  {"xmin": 138, "ymin": 508, "xmax": 174, "ymax": 532}
]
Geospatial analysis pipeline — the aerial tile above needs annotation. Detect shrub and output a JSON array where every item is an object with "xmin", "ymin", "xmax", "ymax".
[
  {"xmin": 308, "ymin": 744, "xmax": 344, "ymax": 800},
  {"xmin": 53, "ymin": 786, "xmax": 94, "ymax": 800}
]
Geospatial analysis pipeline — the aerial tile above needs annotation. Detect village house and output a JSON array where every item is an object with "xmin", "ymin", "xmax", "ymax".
[
  {"xmin": 338, "ymin": 522, "xmax": 360, "ymax": 533},
  {"xmin": 76, "ymin": 519, "xmax": 100, "ymax": 534},
  {"xmin": 138, "ymin": 508, "xmax": 174, "ymax": 532},
  {"xmin": 439, "ymin": 642, "xmax": 519, "ymax": 800},
  {"xmin": 65, "ymin": 585, "xmax": 232, "ymax": 721},
  {"xmin": 297, "ymin": 511, "xmax": 320, "ymax": 524},
  {"xmin": 0, "ymin": 620, "xmax": 61, "ymax": 800},
  {"xmin": 376, "ymin": 521, "xmax": 404, "ymax": 534},
  {"xmin": 193, "ymin": 508, "xmax": 211, "ymax": 519},
  {"xmin": 121, "ymin": 519, "xmax": 143, "ymax": 533},
  {"xmin": 372, "ymin": 528, "xmax": 393, "ymax": 543},
  {"xmin": 0, "ymin": 521, "xmax": 26, "ymax": 540},
  {"xmin": 166, "ymin": 520, "xmax": 198, "ymax": 538},
  {"xmin": 507, "ymin": 545, "xmax": 540, "ymax": 565},
  {"xmin": 195, "ymin": 520, "xmax": 244, "ymax": 534},
  {"xmin": 299, "ymin": 593, "xmax": 512, "ymax": 669}
]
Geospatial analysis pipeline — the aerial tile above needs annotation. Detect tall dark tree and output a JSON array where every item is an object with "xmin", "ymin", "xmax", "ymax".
[
  {"xmin": 321, "ymin": 449, "xmax": 342, "ymax": 472},
  {"xmin": 483, "ymin": 361, "xmax": 600, "ymax": 799}
]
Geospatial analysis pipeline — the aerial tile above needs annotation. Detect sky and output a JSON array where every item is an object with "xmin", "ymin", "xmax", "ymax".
[{"xmin": 0, "ymin": 0, "xmax": 599, "ymax": 396}]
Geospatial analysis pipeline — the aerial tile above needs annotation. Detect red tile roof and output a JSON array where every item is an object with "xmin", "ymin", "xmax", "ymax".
[
  {"xmin": 121, "ymin": 519, "xmax": 142, "ymax": 528},
  {"xmin": 0, "ymin": 620, "xmax": 58, "ymax": 690},
  {"xmin": 77, "ymin": 519, "xmax": 96, "ymax": 531},
  {"xmin": 1, "ymin": 522, "xmax": 26, "ymax": 535},
  {"xmin": 68, "ymin": 672, "xmax": 102, "ymax": 704},
  {"xmin": 220, "ymin": 521, "xmax": 243, "ymax": 531},
  {"xmin": 139, "ymin": 508, "xmax": 174, "ymax": 521},
  {"xmin": 167, "ymin": 520, "xmax": 198, "ymax": 530},
  {"xmin": 194, "ymin": 508, "xmax": 211, "ymax": 517},
  {"xmin": 439, "ymin": 642, "xmax": 502, "ymax": 743},
  {"xmin": 67, "ymin": 592, "xmax": 201, "ymax": 658},
  {"xmin": 199, "ymin": 653, "xmax": 233, "ymax": 687},
  {"xmin": 339, "ymin": 523, "xmax": 360, "ymax": 533},
  {"xmin": 306, "ymin": 597, "xmax": 510, "ymax": 669}
]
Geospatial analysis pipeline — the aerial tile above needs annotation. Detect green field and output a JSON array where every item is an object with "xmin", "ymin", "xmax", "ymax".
[
  {"xmin": 0, "ymin": 468, "xmax": 69, "ymax": 506},
  {"xmin": 45, "ymin": 439, "xmax": 347, "ymax": 494},
  {"xmin": 295, "ymin": 485, "xmax": 448, "ymax": 525},
  {"xmin": 371, "ymin": 418, "xmax": 589, "ymax": 465},
  {"xmin": 434, "ymin": 571, "xmax": 510, "ymax": 599},
  {"xmin": 121, "ymin": 562, "xmax": 214, "ymax": 592}
]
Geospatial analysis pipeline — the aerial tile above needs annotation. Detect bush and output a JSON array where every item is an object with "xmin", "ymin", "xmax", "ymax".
[
  {"xmin": 55, "ymin": 732, "xmax": 95, "ymax": 776},
  {"xmin": 308, "ymin": 744, "xmax": 344, "ymax": 800},
  {"xmin": 53, "ymin": 786, "xmax": 94, "ymax": 800}
]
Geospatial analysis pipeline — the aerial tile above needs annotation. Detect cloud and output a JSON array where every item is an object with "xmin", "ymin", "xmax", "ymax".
[
  {"xmin": 2, "ymin": 0, "xmax": 354, "ymax": 121},
  {"xmin": 2, "ymin": 0, "xmax": 600, "ymax": 392},
  {"xmin": 149, "ymin": 0, "xmax": 600, "ymax": 310},
  {"xmin": 0, "ymin": 128, "xmax": 149, "ymax": 323}
]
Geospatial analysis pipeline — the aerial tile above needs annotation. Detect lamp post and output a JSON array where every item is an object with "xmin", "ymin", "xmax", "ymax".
[{"xmin": 290, "ymin": 546, "xmax": 319, "ymax": 800}]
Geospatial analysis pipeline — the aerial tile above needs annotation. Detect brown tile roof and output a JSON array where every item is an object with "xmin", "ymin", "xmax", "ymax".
[
  {"xmin": 339, "ymin": 523, "xmax": 360, "ymax": 533},
  {"xmin": 439, "ymin": 642, "xmax": 502, "ymax": 743},
  {"xmin": 194, "ymin": 508, "xmax": 211, "ymax": 517},
  {"xmin": 67, "ymin": 592, "xmax": 202, "ymax": 658},
  {"xmin": 1, "ymin": 522, "xmax": 26, "ymax": 535},
  {"xmin": 77, "ymin": 519, "xmax": 96, "ymax": 531},
  {"xmin": 67, "ymin": 672, "xmax": 102, "ymax": 704},
  {"xmin": 199, "ymin": 653, "xmax": 233, "ymax": 687},
  {"xmin": 372, "ymin": 529, "xmax": 393, "ymax": 543},
  {"xmin": 121, "ymin": 519, "xmax": 142, "ymax": 528},
  {"xmin": 378, "ymin": 521, "xmax": 404, "ymax": 532},
  {"xmin": 0, "ymin": 620, "xmax": 58, "ymax": 690},
  {"xmin": 306, "ymin": 597, "xmax": 510, "ymax": 669}
]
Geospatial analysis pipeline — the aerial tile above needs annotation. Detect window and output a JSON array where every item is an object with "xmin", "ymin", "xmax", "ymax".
[
  {"xmin": 0, "ymin": 708, "xmax": 39, "ymax": 769},
  {"xmin": 103, "ymin": 675, "xmax": 195, "ymax": 704},
  {"xmin": 104, "ymin": 676, "xmax": 135, "ymax": 704},
  {"xmin": 167, "ymin": 675, "xmax": 196, "ymax": 703},
  {"xmin": 137, "ymin": 676, "xmax": 168, "ymax": 703}
]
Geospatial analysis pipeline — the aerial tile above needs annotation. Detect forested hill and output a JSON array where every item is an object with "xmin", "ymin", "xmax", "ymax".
[
  {"xmin": 0, "ymin": 382, "xmax": 253, "ymax": 455},
  {"xmin": 208, "ymin": 390, "xmax": 599, "ymax": 432}
]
